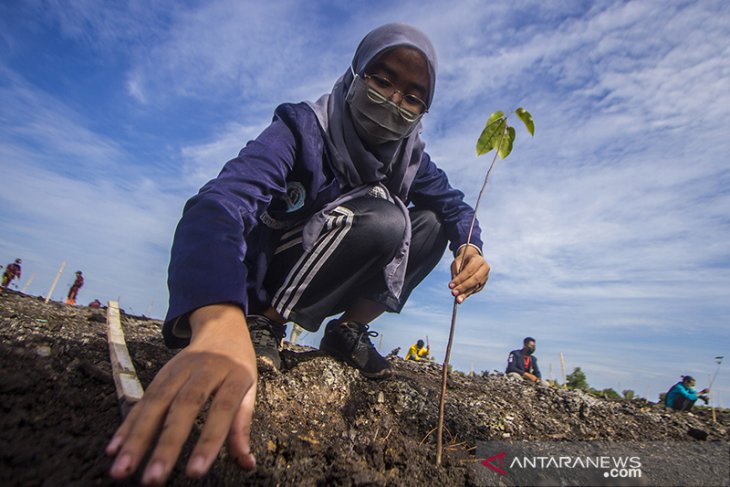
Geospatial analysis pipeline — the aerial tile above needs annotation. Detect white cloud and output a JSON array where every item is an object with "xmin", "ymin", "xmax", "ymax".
[
  {"xmin": 0, "ymin": 69, "xmax": 123, "ymax": 173},
  {"xmin": 0, "ymin": 143, "xmax": 179, "ymax": 312},
  {"xmin": 121, "ymin": 0, "xmax": 347, "ymax": 107},
  {"xmin": 37, "ymin": 0, "xmax": 176, "ymax": 51},
  {"xmin": 180, "ymin": 121, "xmax": 270, "ymax": 189},
  {"xmin": 0, "ymin": 67, "xmax": 182, "ymax": 315}
]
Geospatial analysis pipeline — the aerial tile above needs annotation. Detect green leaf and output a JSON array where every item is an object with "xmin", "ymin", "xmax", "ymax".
[
  {"xmin": 476, "ymin": 111, "xmax": 506, "ymax": 156},
  {"xmin": 515, "ymin": 108, "xmax": 534, "ymax": 136},
  {"xmin": 498, "ymin": 126, "xmax": 515, "ymax": 160}
]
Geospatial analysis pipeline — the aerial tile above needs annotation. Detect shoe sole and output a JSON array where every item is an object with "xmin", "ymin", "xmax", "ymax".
[
  {"xmin": 319, "ymin": 343, "xmax": 391, "ymax": 379},
  {"xmin": 360, "ymin": 367, "xmax": 392, "ymax": 380}
]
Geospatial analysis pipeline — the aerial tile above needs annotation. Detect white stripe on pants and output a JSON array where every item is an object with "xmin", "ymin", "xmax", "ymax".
[{"xmin": 272, "ymin": 207, "xmax": 354, "ymax": 318}]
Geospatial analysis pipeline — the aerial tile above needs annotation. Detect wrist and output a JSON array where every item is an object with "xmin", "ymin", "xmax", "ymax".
[
  {"xmin": 190, "ymin": 304, "xmax": 248, "ymax": 343},
  {"xmin": 456, "ymin": 243, "xmax": 482, "ymax": 257}
]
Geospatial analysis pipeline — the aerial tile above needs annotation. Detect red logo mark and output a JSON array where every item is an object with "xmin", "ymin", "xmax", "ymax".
[{"xmin": 482, "ymin": 451, "xmax": 507, "ymax": 475}]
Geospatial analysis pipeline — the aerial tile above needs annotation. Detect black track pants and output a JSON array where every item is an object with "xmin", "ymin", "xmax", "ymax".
[{"xmin": 262, "ymin": 195, "xmax": 447, "ymax": 331}]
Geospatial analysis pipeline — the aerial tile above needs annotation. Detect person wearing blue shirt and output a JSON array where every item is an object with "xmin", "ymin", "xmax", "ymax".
[
  {"xmin": 506, "ymin": 337, "xmax": 543, "ymax": 383},
  {"xmin": 665, "ymin": 375, "xmax": 709, "ymax": 411}
]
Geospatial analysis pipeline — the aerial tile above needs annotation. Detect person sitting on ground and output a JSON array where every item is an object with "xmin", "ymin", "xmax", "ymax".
[
  {"xmin": 1, "ymin": 258, "xmax": 22, "ymax": 294},
  {"xmin": 65, "ymin": 271, "xmax": 84, "ymax": 305},
  {"xmin": 664, "ymin": 375, "xmax": 709, "ymax": 412},
  {"xmin": 106, "ymin": 23, "xmax": 490, "ymax": 485},
  {"xmin": 89, "ymin": 299, "xmax": 102, "ymax": 309},
  {"xmin": 506, "ymin": 336, "xmax": 544, "ymax": 384},
  {"xmin": 405, "ymin": 339, "xmax": 430, "ymax": 361}
]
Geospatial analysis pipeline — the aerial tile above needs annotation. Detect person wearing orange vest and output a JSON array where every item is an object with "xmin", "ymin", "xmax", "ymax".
[
  {"xmin": 66, "ymin": 271, "xmax": 84, "ymax": 305},
  {"xmin": 1, "ymin": 258, "xmax": 22, "ymax": 294}
]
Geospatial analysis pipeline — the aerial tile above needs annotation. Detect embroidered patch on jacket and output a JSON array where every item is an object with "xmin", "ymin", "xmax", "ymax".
[
  {"xmin": 368, "ymin": 185, "xmax": 388, "ymax": 199},
  {"xmin": 284, "ymin": 182, "xmax": 306, "ymax": 212}
]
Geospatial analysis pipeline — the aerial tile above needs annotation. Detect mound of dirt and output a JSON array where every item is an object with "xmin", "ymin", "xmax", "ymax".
[{"xmin": 1, "ymin": 291, "xmax": 727, "ymax": 485}]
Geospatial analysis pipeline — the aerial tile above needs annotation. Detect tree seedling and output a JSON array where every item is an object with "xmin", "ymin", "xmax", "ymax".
[{"xmin": 436, "ymin": 108, "xmax": 535, "ymax": 466}]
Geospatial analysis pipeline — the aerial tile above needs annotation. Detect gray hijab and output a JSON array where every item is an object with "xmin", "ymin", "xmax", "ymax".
[
  {"xmin": 303, "ymin": 23, "xmax": 438, "ymax": 301},
  {"xmin": 307, "ymin": 22, "xmax": 437, "ymax": 198}
]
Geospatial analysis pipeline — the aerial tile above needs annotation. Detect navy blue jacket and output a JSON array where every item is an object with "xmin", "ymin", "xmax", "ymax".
[
  {"xmin": 506, "ymin": 349, "xmax": 542, "ymax": 379},
  {"xmin": 163, "ymin": 103, "xmax": 483, "ymax": 347}
]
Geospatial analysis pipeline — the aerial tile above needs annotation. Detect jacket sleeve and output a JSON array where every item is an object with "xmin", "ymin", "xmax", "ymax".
[
  {"xmin": 408, "ymin": 152, "xmax": 483, "ymax": 255},
  {"xmin": 506, "ymin": 351, "xmax": 524, "ymax": 375},
  {"xmin": 678, "ymin": 384, "xmax": 698, "ymax": 401},
  {"xmin": 163, "ymin": 116, "xmax": 297, "ymax": 347}
]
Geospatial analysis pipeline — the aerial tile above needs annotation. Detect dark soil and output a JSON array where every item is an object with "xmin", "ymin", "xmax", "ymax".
[{"xmin": 1, "ymin": 291, "xmax": 727, "ymax": 486}]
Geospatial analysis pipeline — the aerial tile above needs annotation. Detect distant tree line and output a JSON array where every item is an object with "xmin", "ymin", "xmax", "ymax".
[{"xmin": 566, "ymin": 367, "xmax": 639, "ymax": 401}]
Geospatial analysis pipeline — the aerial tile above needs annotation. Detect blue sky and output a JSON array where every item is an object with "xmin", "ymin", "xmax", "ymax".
[{"xmin": 1, "ymin": 0, "xmax": 728, "ymax": 407}]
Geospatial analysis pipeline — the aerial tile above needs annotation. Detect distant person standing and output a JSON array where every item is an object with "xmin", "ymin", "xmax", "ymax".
[
  {"xmin": 506, "ymin": 336, "xmax": 546, "ymax": 384},
  {"xmin": 66, "ymin": 271, "xmax": 84, "ymax": 305},
  {"xmin": 1, "ymin": 258, "xmax": 22, "ymax": 294},
  {"xmin": 664, "ymin": 375, "xmax": 710, "ymax": 411}
]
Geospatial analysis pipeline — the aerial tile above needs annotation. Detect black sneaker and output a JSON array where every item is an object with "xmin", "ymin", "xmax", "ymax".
[
  {"xmin": 319, "ymin": 320, "xmax": 391, "ymax": 379},
  {"xmin": 247, "ymin": 314, "xmax": 286, "ymax": 370}
]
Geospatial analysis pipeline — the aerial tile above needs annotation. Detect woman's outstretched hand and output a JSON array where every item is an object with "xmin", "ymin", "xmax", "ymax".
[{"xmin": 105, "ymin": 304, "xmax": 257, "ymax": 485}]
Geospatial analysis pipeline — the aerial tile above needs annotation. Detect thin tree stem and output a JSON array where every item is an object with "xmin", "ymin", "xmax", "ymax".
[{"xmin": 436, "ymin": 123, "xmax": 506, "ymax": 466}]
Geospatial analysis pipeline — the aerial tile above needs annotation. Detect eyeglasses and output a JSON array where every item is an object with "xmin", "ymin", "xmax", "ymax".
[{"xmin": 363, "ymin": 73, "xmax": 428, "ymax": 122}]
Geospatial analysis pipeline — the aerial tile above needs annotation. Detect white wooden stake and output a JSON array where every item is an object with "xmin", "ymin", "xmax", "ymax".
[
  {"xmin": 107, "ymin": 301, "xmax": 144, "ymax": 417},
  {"xmin": 709, "ymin": 356, "xmax": 723, "ymax": 422},
  {"xmin": 45, "ymin": 261, "xmax": 66, "ymax": 303},
  {"xmin": 21, "ymin": 272, "xmax": 35, "ymax": 293}
]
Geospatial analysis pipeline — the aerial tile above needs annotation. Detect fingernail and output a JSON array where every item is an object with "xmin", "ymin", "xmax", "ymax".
[
  {"xmin": 188, "ymin": 455, "xmax": 207, "ymax": 476},
  {"xmin": 111, "ymin": 452, "xmax": 132, "ymax": 477},
  {"xmin": 142, "ymin": 460, "xmax": 165, "ymax": 485},
  {"xmin": 241, "ymin": 453, "xmax": 256, "ymax": 470},
  {"xmin": 106, "ymin": 436, "xmax": 122, "ymax": 455}
]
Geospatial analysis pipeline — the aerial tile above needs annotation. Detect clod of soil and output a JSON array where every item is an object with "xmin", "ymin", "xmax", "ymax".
[{"xmin": 1, "ymin": 291, "xmax": 727, "ymax": 485}]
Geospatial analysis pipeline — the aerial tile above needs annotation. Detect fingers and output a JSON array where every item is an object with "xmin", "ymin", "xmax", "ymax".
[
  {"xmin": 226, "ymin": 377, "xmax": 258, "ymax": 471},
  {"xmin": 449, "ymin": 252, "xmax": 490, "ymax": 303},
  {"xmin": 105, "ymin": 399, "xmax": 143, "ymax": 456},
  {"xmin": 107, "ymin": 365, "xmax": 191, "ymax": 481},
  {"xmin": 106, "ymin": 352, "xmax": 255, "ymax": 485},
  {"xmin": 106, "ymin": 305, "xmax": 257, "ymax": 484},
  {"xmin": 140, "ymin": 371, "xmax": 220, "ymax": 485},
  {"xmin": 106, "ymin": 365, "xmax": 178, "ymax": 457},
  {"xmin": 186, "ymin": 371, "xmax": 256, "ymax": 478}
]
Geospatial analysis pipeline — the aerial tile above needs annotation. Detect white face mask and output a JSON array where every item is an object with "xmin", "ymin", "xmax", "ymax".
[{"xmin": 346, "ymin": 73, "xmax": 419, "ymax": 145}]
